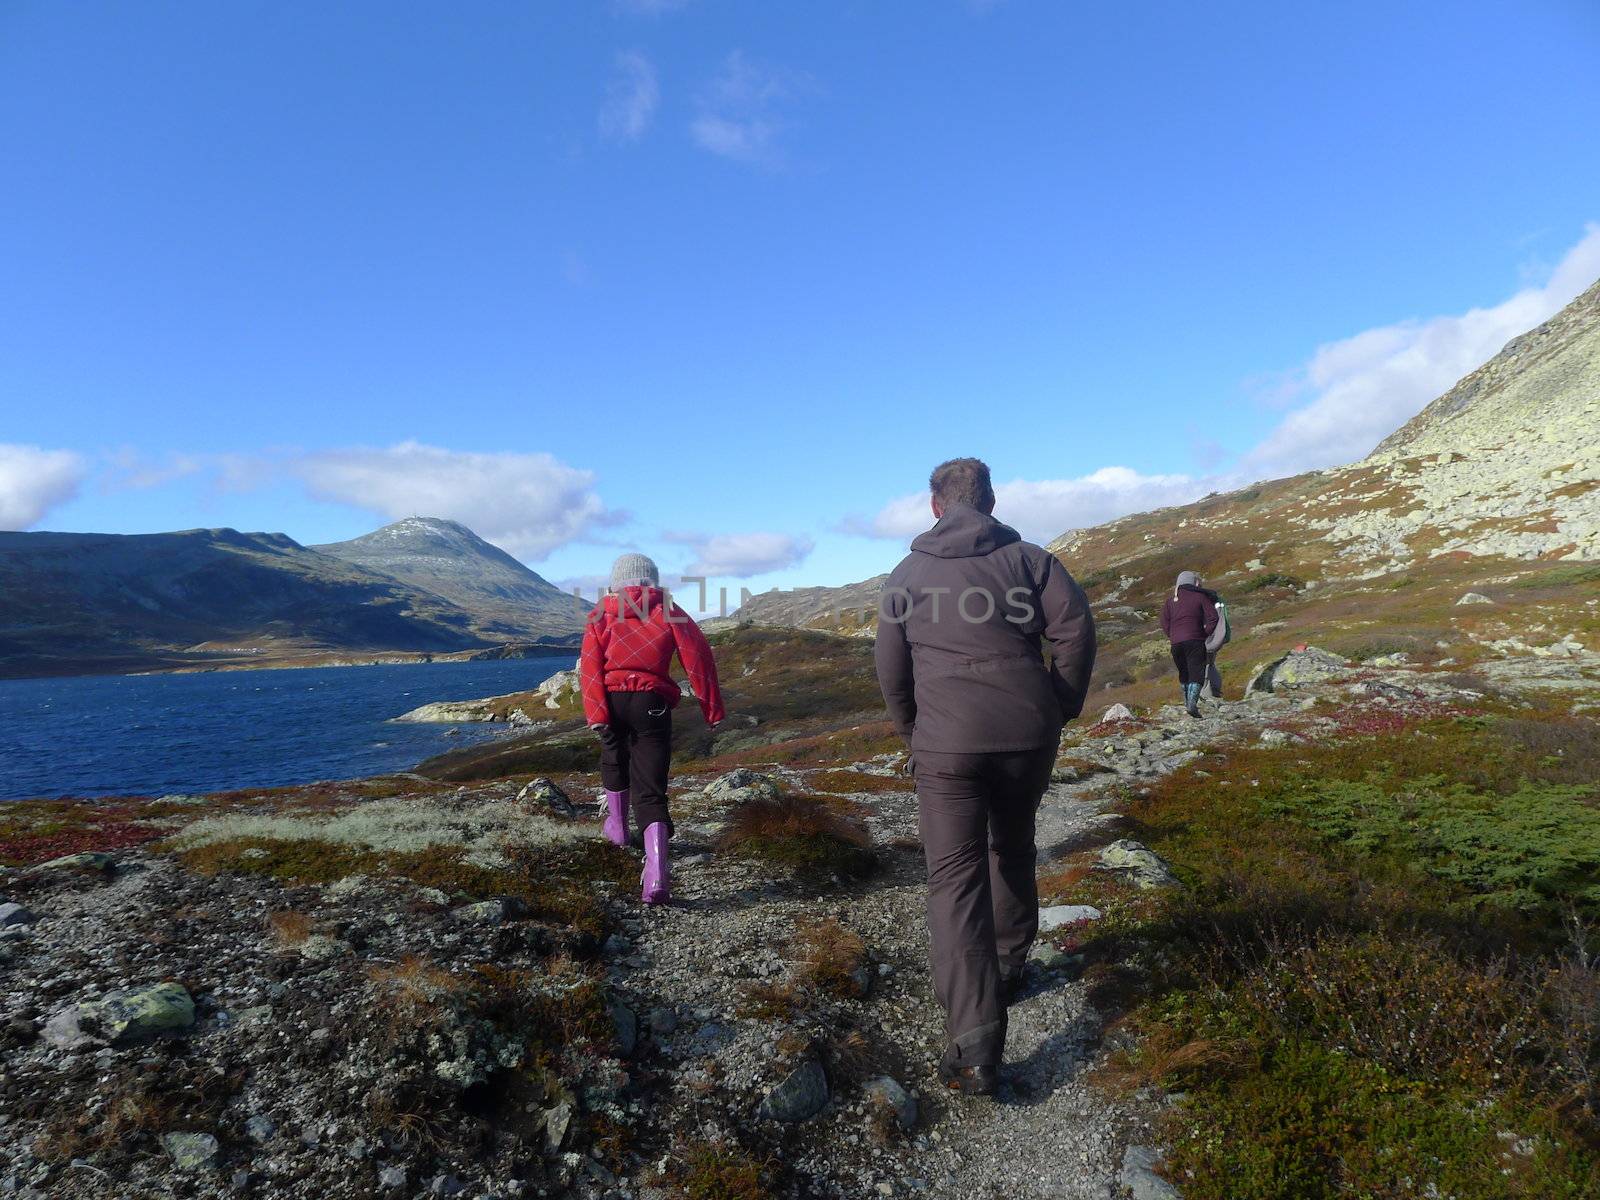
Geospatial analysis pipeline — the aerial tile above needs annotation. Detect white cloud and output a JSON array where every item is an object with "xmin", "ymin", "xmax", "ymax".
[
  {"xmin": 598, "ymin": 50, "xmax": 659, "ymax": 143},
  {"xmin": 857, "ymin": 467, "xmax": 1211, "ymax": 544},
  {"xmin": 690, "ymin": 51, "xmax": 802, "ymax": 166},
  {"xmin": 663, "ymin": 529, "xmax": 815, "ymax": 578},
  {"xmin": 103, "ymin": 448, "xmax": 205, "ymax": 490},
  {"xmin": 1242, "ymin": 222, "xmax": 1600, "ymax": 477},
  {"xmin": 292, "ymin": 441, "xmax": 621, "ymax": 561},
  {"xmin": 0, "ymin": 444, "xmax": 87, "ymax": 530},
  {"xmin": 851, "ymin": 224, "xmax": 1600, "ymax": 546}
]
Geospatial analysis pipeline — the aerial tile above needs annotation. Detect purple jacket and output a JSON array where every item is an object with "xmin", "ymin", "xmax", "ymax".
[{"xmin": 1161, "ymin": 585, "xmax": 1218, "ymax": 644}]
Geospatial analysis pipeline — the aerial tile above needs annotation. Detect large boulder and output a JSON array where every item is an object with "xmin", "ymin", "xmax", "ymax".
[{"xmin": 1245, "ymin": 646, "xmax": 1349, "ymax": 694}]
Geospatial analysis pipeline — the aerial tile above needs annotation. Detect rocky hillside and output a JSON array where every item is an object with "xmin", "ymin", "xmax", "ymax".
[
  {"xmin": 0, "ymin": 528, "xmax": 492, "ymax": 679},
  {"xmin": 314, "ymin": 518, "xmax": 585, "ymax": 643},
  {"xmin": 716, "ymin": 575, "xmax": 887, "ymax": 636}
]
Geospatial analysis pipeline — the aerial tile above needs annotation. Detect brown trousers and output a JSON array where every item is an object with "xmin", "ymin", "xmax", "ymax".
[{"xmin": 914, "ymin": 743, "xmax": 1057, "ymax": 1067}]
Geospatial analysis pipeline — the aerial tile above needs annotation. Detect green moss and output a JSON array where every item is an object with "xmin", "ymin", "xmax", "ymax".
[
  {"xmin": 1166, "ymin": 1036, "xmax": 1598, "ymax": 1200},
  {"xmin": 1087, "ymin": 708, "xmax": 1600, "ymax": 1195},
  {"xmin": 675, "ymin": 1142, "xmax": 773, "ymax": 1200}
]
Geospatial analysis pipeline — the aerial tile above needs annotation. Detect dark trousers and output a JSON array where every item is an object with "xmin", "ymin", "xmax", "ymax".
[
  {"xmin": 1170, "ymin": 639, "xmax": 1208, "ymax": 687},
  {"xmin": 597, "ymin": 690, "xmax": 673, "ymax": 834},
  {"xmin": 914, "ymin": 744, "xmax": 1058, "ymax": 1067},
  {"xmin": 1205, "ymin": 650, "xmax": 1223, "ymax": 699}
]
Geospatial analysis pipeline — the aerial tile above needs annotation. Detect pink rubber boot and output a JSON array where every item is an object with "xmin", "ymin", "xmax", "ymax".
[
  {"xmin": 602, "ymin": 790, "xmax": 630, "ymax": 847},
  {"xmin": 641, "ymin": 822, "xmax": 671, "ymax": 905}
]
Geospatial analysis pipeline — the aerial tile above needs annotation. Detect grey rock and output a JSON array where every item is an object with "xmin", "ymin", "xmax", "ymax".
[
  {"xmin": 79, "ymin": 981, "xmax": 196, "ymax": 1044},
  {"xmin": 1456, "ymin": 591, "xmax": 1495, "ymax": 605},
  {"xmin": 244, "ymin": 1115, "xmax": 276, "ymax": 1144},
  {"xmin": 609, "ymin": 1000, "xmax": 638, "ymax": 1057},
  {"xmin": 864, "ymin": 1076, "xmax": 918, "ymax": 1129},
  {"xmin": 1097, "ymin": 840, "xmax": 1178, "ymax": 890},
  {"xmin": 32, "ymin": 851, "xmax": 115, "ymax": 874},
  {"xmin": 1258, "ymin": 728, "xmax": 1294, "ymax": 746},
  {"xmin": 457, "ymin": 898, "xmax": 523, "ymax": 925},
  {"xmin": 703, "ymin": 768, "xmax": 780, "ymax": 806},
  {"xmin": 1038, "ymin": 904, "xmax": 1102, "ymax": 931},
  {"xmin": 377, "ymin": 1166, "xmax": 408, "ymax": 1190},
  {"xmin": 298, "ymin": 934, "xmax": 351, "ymax": 962},
  {"xmin": 648, "ymin": 1007, "xmax": 678, "ymax": 1036},
  {"xmin": 542, "ymin": 1101, "xmax": 573, "ymax": 1153},
  {"xmin": 517, "ymin": 777, "xmax": 577, "ymax": 818},
  {"xmin": 0, "ymin": 903, "xmax": 35, "ymax": 928},
  {"xmin": 429, "ymin": 1175, "xmax": 467, "ymax": 1197},
  {"xmin": 1029, "ymin": 941, "xmax": 1073, "ymax": 969},
  {"xmin": 1246, "ymin": 646, "xmax": 1348, "ymax": 694},
  {"xmin": 758, "ymin": 1058, "xmax": 830, "ymax": 1122},
  {"xmin": 162, "ymin": 1132, "xmax": 221, "ymax": 1172},
  {"xmin": 1100, "ymin": 703, "xmax": 1135, "ymax": 723},
  {"xmin": 42, "ymin": 1007, "xmax": 89, "ymax": 1050},
  {"xmin": 1119, "ymin": 1144, "xmax": 1180, "ymax": 1199}
]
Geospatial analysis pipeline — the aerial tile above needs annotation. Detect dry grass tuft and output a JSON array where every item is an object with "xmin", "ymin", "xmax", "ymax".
[
  {"xmin": 265, "ymin": 909, "xmax": 313, "ymax": 949},
  {"xmin": 716, "ymin": 794, "xmax": 875, "ymax": 878}
]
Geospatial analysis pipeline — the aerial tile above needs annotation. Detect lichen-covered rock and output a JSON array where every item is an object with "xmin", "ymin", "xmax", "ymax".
[
  {"xmin": 703, "ymin": 768, "xmax": 780, "ymax": 806},
  {"xmin": 1457, "ymin": 591, "xmax": 1494, "ymax": 605},
  {"xmin": 1097, "ymin": 840, "xmax": 1177, "ymax": 890},
  {"xmin": 162, "ymin": 1131, "xmax": 221, "ymax": 1172},
  {"xmin": 518, "ymin": 776, "xmax": 577, "ymax": 818},
  {"xmin": 77, "ymin": 981, "xmax": 196, "ymax": 1044}
]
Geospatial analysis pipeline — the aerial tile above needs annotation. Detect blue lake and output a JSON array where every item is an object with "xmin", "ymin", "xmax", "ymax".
[{"xmin": 0, "ymin": 658, "xmax": 572, "ymax": 801}]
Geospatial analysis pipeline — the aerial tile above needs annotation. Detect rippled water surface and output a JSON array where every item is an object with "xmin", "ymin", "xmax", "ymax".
[{"xmin": 0, "ymin": 658, "xmax": 569, "ymax": 801}]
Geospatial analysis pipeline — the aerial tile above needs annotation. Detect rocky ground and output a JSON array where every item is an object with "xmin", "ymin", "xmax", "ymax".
[{"xmin": 4, "ymin": 633, "xmax": 1593, "ymax": 1199}]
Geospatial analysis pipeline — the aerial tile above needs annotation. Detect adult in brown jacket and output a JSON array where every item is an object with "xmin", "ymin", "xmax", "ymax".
[{"xmin": 875, "ymin": 458, "xmax": 1096, "ymax": 1096}]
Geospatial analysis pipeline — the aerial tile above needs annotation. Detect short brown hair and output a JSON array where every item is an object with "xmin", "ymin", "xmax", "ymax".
[{"xmin": 929, "ymin": 457, "xmax": 995, "ymax": 513}]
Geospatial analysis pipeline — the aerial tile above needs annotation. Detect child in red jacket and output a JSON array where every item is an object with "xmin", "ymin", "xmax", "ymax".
[{"xmin": 580, "ymin": 553, "xmax": 725, "ymax": 904}]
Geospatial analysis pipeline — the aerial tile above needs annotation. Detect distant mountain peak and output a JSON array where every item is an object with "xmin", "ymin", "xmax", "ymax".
[{"xmin": 313, "ymin": 518, "xmax": 583, "ymax": 639}]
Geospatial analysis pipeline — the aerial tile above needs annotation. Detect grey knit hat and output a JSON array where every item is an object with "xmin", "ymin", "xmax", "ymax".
[{"xmin": 610, "ymin": 552, "xmax": 660, "ymax": 591}]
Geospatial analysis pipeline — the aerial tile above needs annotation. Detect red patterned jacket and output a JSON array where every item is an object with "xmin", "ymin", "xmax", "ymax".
[{"xmin": 579, "ymin": 586, "xmax": 726, "ymax": 727}]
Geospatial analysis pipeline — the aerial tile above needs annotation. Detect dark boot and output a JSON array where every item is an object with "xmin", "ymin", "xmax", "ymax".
[
  {"xmin": 1184, "ymin": 683, "xmax": 1202, "ymax": 718},
  {"xmin": 938, "ymin": 1047, "xmax": 999, "ymax": 1097}
]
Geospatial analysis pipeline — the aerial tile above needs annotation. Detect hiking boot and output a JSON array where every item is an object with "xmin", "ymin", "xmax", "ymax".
[
  {"xmin": 641, "ymin": 822, "xmax": 671, "ymax": 905},
  {"xmin": 1000, "ymin": 970, "xmax": 1026, "ymax": 1007},
  {"xmin": 1184, "ymin": 683, "xmax": 1203, "ymax": 718},
  {"xmin": 938, "ymin": 1059, "xmax": 1000, "ymax": 1097},
  {"xmin": 602, "ymin": 789, "xmax": 630, "ymax": 848}
]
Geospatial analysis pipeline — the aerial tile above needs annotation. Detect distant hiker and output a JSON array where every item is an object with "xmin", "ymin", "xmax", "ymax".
[
  {"xmin": 1200, "ymin": 582, "xmax": 1230, "ymax": 698},
  {"xmin": 1161, "ymin": 570, "xmax": 1219, "ymax": 717},
  {"xmin": 875, "ymin": 458, "xmax": 1096, "ymax": 1097},
  {"xmin": 581, "ymin": 553, "xmax": 725, "ymax": 905}
]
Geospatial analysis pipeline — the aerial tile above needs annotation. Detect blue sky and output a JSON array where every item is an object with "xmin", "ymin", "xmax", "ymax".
[{"xmin": 2, "ymin": 0, "xmax": 1598, "ymax": 605}]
